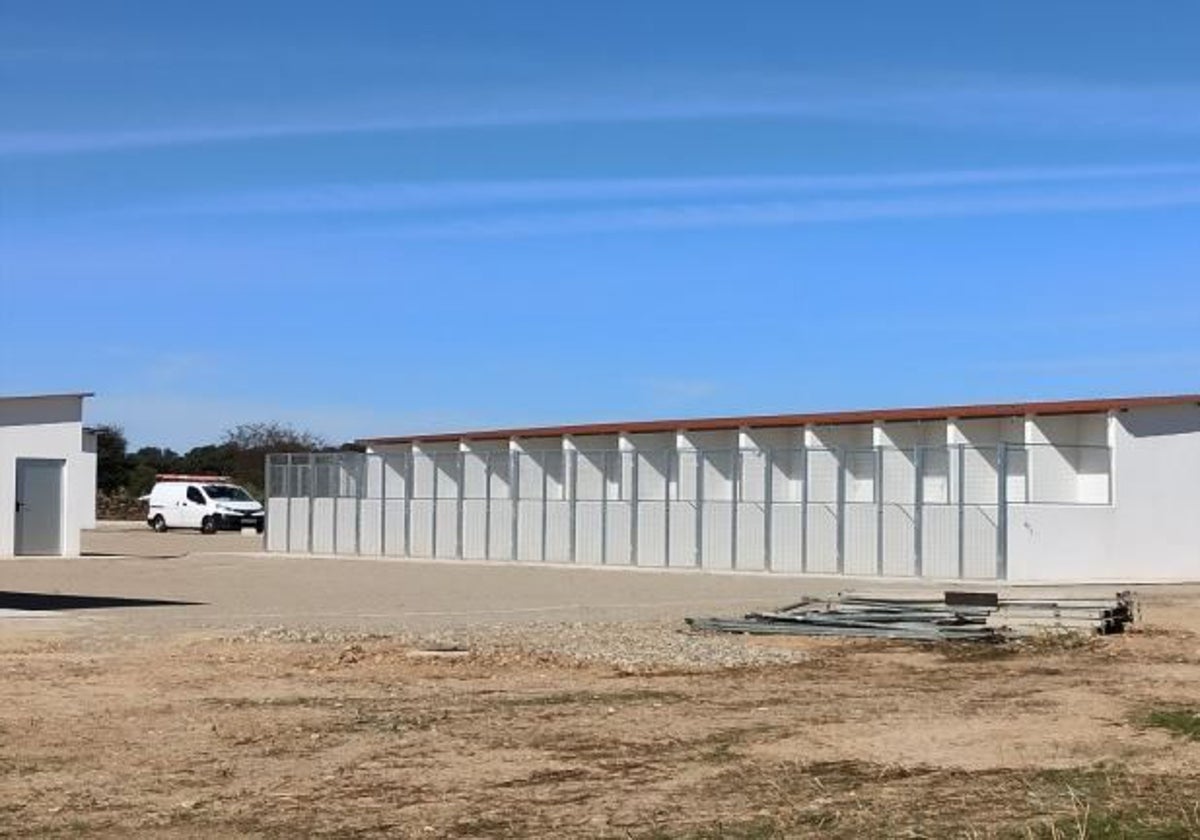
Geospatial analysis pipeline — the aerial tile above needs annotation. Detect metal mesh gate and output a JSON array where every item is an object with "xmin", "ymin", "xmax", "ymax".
[{"xmin": 265, "ymin": 443, "xmax": 1106, "ymax": 580}]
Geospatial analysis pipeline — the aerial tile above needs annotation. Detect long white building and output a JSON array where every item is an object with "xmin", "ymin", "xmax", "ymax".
[
  {"xmin": 264, "ymin": 395, "xmax": 1200, "ymax": 583},
  {"xmin": 1, "ymin": 393, "xmax": 96, "ymax": 557}
]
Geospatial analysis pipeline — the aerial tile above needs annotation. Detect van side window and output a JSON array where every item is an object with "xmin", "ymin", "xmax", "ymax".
[{"xmin": 186, "ymin": 486, "xmax": 205, "ymax": 505}]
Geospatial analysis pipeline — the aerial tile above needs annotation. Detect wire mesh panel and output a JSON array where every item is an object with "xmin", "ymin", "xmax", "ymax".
[
  {"xmin": 308, "ymin": 454, "xmax": 337, "ymax": 553},
  {"xmin": 842, "ymin": 448, "xmax": 877, "ymax": 575},
  {"xmin": 262, "ymin": 439, "xmax": 1109, "ymax": 582},
  {"xmin": 804, "ymin": 448, "xmax": 839, "ymax": 573},
  {"xmin": 880, "ymin": 448, "xmax": 916, "ymax": 576},
  {"xmin": 289, "ymin": 496, "xmax": 310, "ymax": 553},
  {"xmin": 356, "ymin": 455, "xmax": 382, "ymax": 556},
  {"xmin": 335, "ymin": 496, "xmax": 357, "ymax": 555},
  {"xmin": 733, "ymin": 450, "xmax": 765, "ymax": 572},
  {"xmin": 264, "ymin": 455, "xmax": 289, "ymax": 552},
  {"xmin": 486, "ymin": 453, "xmax": 513, "ymax": 560},
  {"xmin": 963, "ymin": 505, "xmax": 999, "ymax": 579},
  {"xmin": 460, "ymin": 451, "xmax": 489, "ymax": 560},
  {"xmin": 516, "ymin": 453, "xmax": 544, "ymax": 561},
  {"xmin": 634, "ymin": 449, "xmax": 670, "ymax": 568},
  {"xmin": 431, "ymin": 452, "xmax": 461, "ymax": 558},
  {"xmin": 669, "ymin": 449, "xmax": 700, "ymax": 568},
  {"xmin": 699, "ymin": 449, "xmax": 735, "ymax": 570},
  {"xmin": 546, "ymin": 498, "xmax": 572, "ymax": 562},
  {"xmin": 573, "ymin": 450, "xmax": 608, "ymax": 565},
  {"xmin": 962, "ymin": 446, "xmax": 998, "ymax": 505},
  {"xmin": 1005, "ymin": 445, "xmax": 1029, "ymax": 503},
  {"xmin": 919, "ymin": 447, "xmax": 956, "ymax": 577},
  {"xmin": 512, "ymin": 451, "xmax": 570, "ymax": 562},
  {"xmin": 380, "ymin": 453, "xmax": 409, "ymax": 557},
  {"xmin": 921, "ymin": 503, "xmax": 959, "ymax": 578},
  {"xmin": 408, "ymin": 452, "xmax": 436, "ymax": 558},
  {"xmin": 960, "ymin": 446, "xmax": 999, "ymax": 578},
  {"xmin": 920, "ymin": 447, "xmax": 951, "ymax": 505},
  {"xmin": 767, "ymin": 448, "xmax": 804, "ymax": 573},
  {"xmin": 605, "ymin": 451, "xmax": 634, "ymax": 566}
]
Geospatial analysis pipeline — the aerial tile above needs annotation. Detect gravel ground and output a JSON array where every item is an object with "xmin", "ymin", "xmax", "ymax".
[{"xmin": 226, "ymin": 619, "xmax": 810, "ymax": 672}]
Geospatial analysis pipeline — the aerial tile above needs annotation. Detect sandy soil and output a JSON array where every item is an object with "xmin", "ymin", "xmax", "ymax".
[
  {"xmin": 1, "ymin": 530, "xmax": 1198, "ymax": 837},
  {"xmin": 2, "ymin": 611, "xmax": 1199, "ymax": 838}
]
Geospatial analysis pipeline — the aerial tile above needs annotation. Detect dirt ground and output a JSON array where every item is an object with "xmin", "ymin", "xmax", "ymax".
[{"xmin": 1, "ymin": 531, "xmax": 1199, "ymax": 838}]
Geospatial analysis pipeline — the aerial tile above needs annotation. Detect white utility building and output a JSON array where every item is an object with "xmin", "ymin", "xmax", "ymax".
[
  {"xmin": 264, "ymin": 395, "xmax": 1200, "ymax": 583},
  {"xmin": 0, "ymin": 393, "xmax": 96, "ymax": 557}
]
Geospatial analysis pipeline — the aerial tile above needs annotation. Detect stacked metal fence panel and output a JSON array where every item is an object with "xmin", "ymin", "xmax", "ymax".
[{"xmin": 263, "ymin": 443, "xmax": 1110, "ymax": 579}]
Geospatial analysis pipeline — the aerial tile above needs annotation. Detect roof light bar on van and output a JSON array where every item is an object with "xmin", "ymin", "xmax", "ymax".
[{"xmin": 154, "ymin": 473, "xmax": 232, "ymax": 482}]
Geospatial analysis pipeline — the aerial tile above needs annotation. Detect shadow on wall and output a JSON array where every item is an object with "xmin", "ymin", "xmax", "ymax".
[
  {"xmin": 0, "ymin": 591, "xmax": 203, "ymax": 611},
  {"xmin": 1121, "ymin": 405, "xmax": 1200, "ymax": 438}
]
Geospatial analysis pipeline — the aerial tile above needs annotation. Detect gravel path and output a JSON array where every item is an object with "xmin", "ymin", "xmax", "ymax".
[{"xmin": 229, "ymin": 619, "xmax": 810, "ymax": 672}]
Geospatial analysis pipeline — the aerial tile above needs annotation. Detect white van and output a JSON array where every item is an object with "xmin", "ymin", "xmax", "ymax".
[{"xmin": 144, "ymin": 475, "xmax": 265, "ymax": 534}]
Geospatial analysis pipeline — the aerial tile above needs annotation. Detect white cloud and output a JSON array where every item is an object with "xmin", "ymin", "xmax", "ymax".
[
  {"xmin": 5, "ymin": 74, "xmax": 1200, "ymax": 157},
  {"xmin": 137, "ymin": 162, "xmax": 1200, "ymax": 217},
  {"xmin": 374, "ymin": 183, "xmax": 1200, "ymax": 239}
]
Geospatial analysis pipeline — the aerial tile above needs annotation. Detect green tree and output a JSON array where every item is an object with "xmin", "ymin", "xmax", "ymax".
[
  {"xmin": 126, "ymin": 445, "xmax": 182, "ymax": 495},
  {"xmin": 94, "ymin": 425, "xmax": 130, "ymax": 493}
]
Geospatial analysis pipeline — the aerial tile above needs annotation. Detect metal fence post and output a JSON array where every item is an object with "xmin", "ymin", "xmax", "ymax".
[
  {"xmin": 354, "ymin": 455, "xmax": 364, "ymax": 555},
  {"xmin": 731, "ymin": 448, "xmax": 740, "ymax": 570},
  {"xmin": 996, "ymin": 443, "xmax": 1008, "ymax": 580},
  {"xmin": 568, "ymin": 449, "xmax": 577, "ymax": 563},
  {"xmin": 483, "ymin": 452, "xmax": 492, "ymax": 560},
  {"xmin": 307, "ymin": 455, "xmax": 316, "ymax": 554},
  {"xmin": 664, "ymin": 449, "xmax": 671, "ymax": 568},
  {"xmin": 875, "ymin": 447, "xmax": 884, "ymax": 576},
  {"xmin": 600, "ymin": 451, "xmax": 609, "ymax": 565},
  {"xmin": 403, "ymin": 450, "xmax": 413, "ymax": 557},
  {"xmin": 510, "ymin": 449, "xmax": 519, "ymax": 562},
  {"xmin": 456, "ymin": 450, "xmax": 465, "ymax": 559},
  {"xmin": 913, "ymin": 447, "xmax": 924, "ymax": 577},
  {"xmin": 630, "ymin": 451, "xmax": 639, "ymax": 566},
  {"xmin": 800, "ymin": 446, "xmax": 809, "ymax": 574},
  {"xmin": 380, "ymin": 454, "xmax": 387, "ymax": 557},
  {"xmin": 330, "ymin": 457, "xmax": 339, "ymax": 554},
  {"xmin": 541, "ymin": 454, "xmax": 549, "ymax": 563},
  {"xmin": 694, "ymin": 450, "xmax": 704, "ymax": 568},
  {"xmin": 835, "ymin": 447, "xmax": 846, "ymax": 575},
  {"xmin": 430, "ymin": 455, "xmax": 439, "ymax": 558},
  {"xmin": 957, "ymin": 443, "xmax": 966, "ymax": 579},
  {"xmin": 763, "ymin": 448, "xmax": 773, "ymax": 572},
  {"xmin": 263, "ymin": 454, "xmax": 272, "ymax": 550},
  {"xmin": 283, "ymin": 454, "xmax": 292, "ymax": 553}
]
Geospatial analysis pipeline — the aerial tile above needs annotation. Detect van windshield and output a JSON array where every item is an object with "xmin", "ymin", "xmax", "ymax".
[{"xmin": 203, "ymin": 484, "xmax": 254, "ymax": 502}]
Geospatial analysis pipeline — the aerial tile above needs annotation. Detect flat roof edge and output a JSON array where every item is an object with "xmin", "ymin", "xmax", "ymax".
[
  {"xmin": 0, "ymin": 391, "xmax": 94, "ymax": 402},
  {"xmin": 358, "ymin": 393, "xmax": 1200, "ymax": 446}
]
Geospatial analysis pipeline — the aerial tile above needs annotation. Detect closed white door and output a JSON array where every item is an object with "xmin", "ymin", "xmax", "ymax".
[
  {"xmin": 15, "ymin": 459, "xmax": 64, "ymax": 556},
  {"xmin": 181, "ymin": 485, "xmax": 207, "ymax": 528}
]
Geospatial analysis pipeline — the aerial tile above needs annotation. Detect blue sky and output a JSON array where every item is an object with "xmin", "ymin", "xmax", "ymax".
[{"xmin": 2, "ymin": 1, "xmax": 1199, "ymax": 449}]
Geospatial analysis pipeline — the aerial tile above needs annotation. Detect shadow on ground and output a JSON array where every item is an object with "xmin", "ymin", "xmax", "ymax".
[
  {"xmin": 0, "ymin": 592, "xmax": 203, "ymax": 611},
  {"xmin": 82, "ymin": 551, "xmax": 185, "ymax": 560}
]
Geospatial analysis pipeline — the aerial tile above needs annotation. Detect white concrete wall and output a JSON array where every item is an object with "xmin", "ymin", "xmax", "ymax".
[
  {"xmin": 1008, "ymin": 404, "xmax": 1200, "ymax": 581},
  {"xmin": 0, "ymin": 395, "xmax": 93, "ymax": 557},
  {"xmin": 79, "ymin": 430, "xmax": 98, "ymax": 529}
]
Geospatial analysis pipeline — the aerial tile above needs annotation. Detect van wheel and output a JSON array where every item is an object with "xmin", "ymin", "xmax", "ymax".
[
  {"xmin": 151, "ymin": 515, "xmax": 167, "ymax": 533},
  {"xmin": 200, "ymin": 516, "xmax": 217, "ymax": 535}
]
